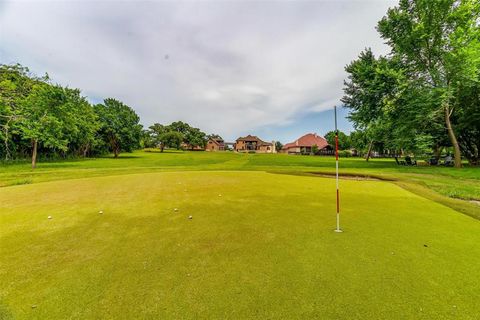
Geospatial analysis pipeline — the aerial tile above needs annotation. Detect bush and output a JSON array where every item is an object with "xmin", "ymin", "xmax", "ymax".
[{"xmin": 338, "ymin": 150, "xmax": 352, "ymax": 158}]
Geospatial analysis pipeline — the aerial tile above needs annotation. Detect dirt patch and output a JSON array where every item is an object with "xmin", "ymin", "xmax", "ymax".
[
  {"xmin": 470, "ymin": 200, "xmax": 480, "ymax": 206},
  {"xmin": 308, "ymin": 173, "xmax": 380, "ymax": 181}
]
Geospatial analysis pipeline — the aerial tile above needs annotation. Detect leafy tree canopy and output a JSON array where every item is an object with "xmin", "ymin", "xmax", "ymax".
[
  {"xmin": 324, "ymin": 130, "xmax": 352, "ymax": 150},
  {"xmin": 95, "ymin": 98, "xmax": 142, "ymax": 158}
]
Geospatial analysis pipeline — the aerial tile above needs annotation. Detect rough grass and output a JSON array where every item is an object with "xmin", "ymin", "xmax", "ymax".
[{"xmin": 1, "ymin": 171, "xmax": 480, "ymax": 319}]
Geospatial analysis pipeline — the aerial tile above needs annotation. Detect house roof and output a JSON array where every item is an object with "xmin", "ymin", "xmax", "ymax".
[
  {"xmin": 236, "ymin": 135, "xmax": 272, "ymax": 146},
  {"xmin": 208, "ymin": 139, "xmax": 224, "ymax": 146},
  {"xmin": 236, "ymin": 135, "xmax": 262, "ymax": 142},
  {"xmin": 283, "ymin": 133, "xmax": 329, "ymax": 149}
]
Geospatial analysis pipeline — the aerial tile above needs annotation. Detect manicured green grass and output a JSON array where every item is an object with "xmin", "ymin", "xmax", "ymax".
[
  {"xmin": 1, "ymin": 151, "xmax": 479, "ymax": 318},
  {"xmin": 1, "ymin": 150, "xmax": 479, "ymax": 193},
  {"xmin": 1, "ymin": 171, "xmax": 480, "ymax": 319},
  {"xmin": 1, "ymin": 150, "xmax": 479, "ymax": 216}
]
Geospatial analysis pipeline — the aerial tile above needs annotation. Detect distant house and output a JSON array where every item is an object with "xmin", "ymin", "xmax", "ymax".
[
  {"xmin": 282, "ymin": 133, "xmax": 332, "ymax": 155},
  {"xmin": 235, "ymin": 135, "xmax": 275, "ymax": 153},
  {"xmin": 206, "ymin": 139, "xmax": 225, "ymax": 151}
]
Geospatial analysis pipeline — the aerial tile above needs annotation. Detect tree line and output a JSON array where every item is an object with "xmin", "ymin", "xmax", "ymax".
[
  {"xmin": 144, "ymin": 121, "xmax": 221, "ymax": 152},
  {"xmin": 342, "ymin": 0, "xmax": 480, "ymax": 167},
  {"xmin": 0, "ymin": 64, "xmax": 143, "ymax": 167},
  {"xmin": 0, "ymin": 64, "xmax": 219, "ymax": 168}
]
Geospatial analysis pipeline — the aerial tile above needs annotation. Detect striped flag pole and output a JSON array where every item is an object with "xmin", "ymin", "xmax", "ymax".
[{"xmin": 334, "ymin": 106, "xmax": 343, "ymax": 233}]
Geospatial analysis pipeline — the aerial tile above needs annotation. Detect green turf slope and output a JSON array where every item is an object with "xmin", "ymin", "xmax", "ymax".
[{"xmin": 1, "ymin": 171, "xmax": 479, "ymax": 319}]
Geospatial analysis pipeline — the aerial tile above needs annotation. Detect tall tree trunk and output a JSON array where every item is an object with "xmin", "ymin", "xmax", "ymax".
[
  {"xmin": 365, "ymin": 140, "xmax": 373, "ymax": 161},
  {"xmin": 31, "ymin": 139, "xmax": 38, "ymax": 169},
  {"xmin": 110, "ymin": 136, "xmax": 119, "ymax": 158},
  {"xmin": 445, "ymin": 104, "xmax": 462, "ymax": 168},
  {"xmin": 433, "ymin": 144, "xmax": 443, "ymax": 161},
  {"xmin": 3, "ymin": 121, "xmax": 11, "ymax": 160}
]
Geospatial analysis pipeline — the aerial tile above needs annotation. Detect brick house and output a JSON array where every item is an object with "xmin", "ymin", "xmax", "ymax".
[
  {"xmin": 235, "ymin": 135, "xmax": 275, "ymax": 153},
  {"xmin": 282, "ymin": 133, "xmax": 332, "ymax": 154},
  {"xmin": 206, "ymin": 139, "xmax": 225, "ymax": 151}
]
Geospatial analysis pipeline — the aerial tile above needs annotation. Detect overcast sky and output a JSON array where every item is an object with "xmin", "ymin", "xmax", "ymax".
[{"xmin": 0, "ymin": 0, "xmax": 395, "ymax": 142}]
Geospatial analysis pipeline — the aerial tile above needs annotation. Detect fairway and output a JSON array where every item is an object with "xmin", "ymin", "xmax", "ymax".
[{"xmin": 1, "ymin": 170, "xmax": 479, "ymax": 319}]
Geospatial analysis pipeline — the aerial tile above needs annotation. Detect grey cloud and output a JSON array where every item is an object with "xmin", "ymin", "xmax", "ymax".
[{"xmin": 0, "ymin": 0, "xmax": 396, "ymax": 140}]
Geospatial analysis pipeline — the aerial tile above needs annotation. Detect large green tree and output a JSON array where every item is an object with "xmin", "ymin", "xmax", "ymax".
[
  {"xmin": 168, "ymin": 121, "xmax": 208, "ymax": 149},
  {"xmin": 1, "ymin": 64, "xmax": 146, "ymax": 162},
  {"xmin": 342, "ymin": 49, "xmax": 402, "ymax": 160},
  {"xmin": 168, "ymin": 121, "xmax": 191, "ymax": 135},
  {"xmin": 148, "ymin": 123, "xmax": 168, "ymax": 148},
  {"xmin": 377, "ymin": 0, "xmax": 480, "ymax": 167},
  {"xmin": 159, "ymin": 131, "xmax": 183, "ymax": 151},
  {"xmin": 184, "ymin": 127, "xmax": 207, "ymax": 150},
  {"xmin": 325, "ymin": 130, "xmax": 351, "ymax": 150},
  {"xmin": 18, "ymin": 84, "xmax": 76, "ymax": 168},
  {"xmin": 0, "ymin": 64, "xmax": 44, "ymax": 160},
  {"xmin": 95, "ymin": 99, "xmax": 142, "ymax": 158},
  {"xmin": 455, "ymin": 80, "xmax": 480, "ymax": 165}
]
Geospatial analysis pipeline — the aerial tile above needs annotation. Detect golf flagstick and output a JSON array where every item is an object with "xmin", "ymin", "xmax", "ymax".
[{"xmin": 334, "ymin": 106, "xmax": 343, "ymax": 233}]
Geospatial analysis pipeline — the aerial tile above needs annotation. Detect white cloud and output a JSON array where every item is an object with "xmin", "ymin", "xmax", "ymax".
[{"xmin": 0, "ymin": 0, "xmax": 396, "ymax": 140}]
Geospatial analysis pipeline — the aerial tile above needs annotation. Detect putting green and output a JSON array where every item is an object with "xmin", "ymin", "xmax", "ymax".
[{"xmin": 1, "ymin": 171, "xmax": 479, "ymax": 319}]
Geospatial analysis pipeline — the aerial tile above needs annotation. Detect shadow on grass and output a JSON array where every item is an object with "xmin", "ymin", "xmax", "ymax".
[
  {"xmin": 7, "ymin": 178, "xmax": 33, "ymax": 186},
  {"xmin": 100, "ymin": 156, "xmax": 141, "ymax": 159},
  {"xmin": 143, "ymin": 150, "xmax": 186, "ymax": 154},
  {"xmin": 267, "ymin": 170, "xmax": 394, "ymax": 181}
]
